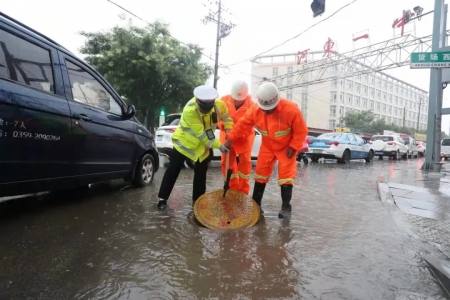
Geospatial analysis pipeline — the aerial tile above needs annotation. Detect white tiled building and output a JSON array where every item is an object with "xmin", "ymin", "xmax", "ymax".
[{"xmin": 251, "ymin": 51, "xmax": 428, "ymax": 131}]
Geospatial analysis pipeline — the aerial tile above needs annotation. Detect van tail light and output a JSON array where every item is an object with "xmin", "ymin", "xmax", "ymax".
[
  {"xmin": 164, "ymin": 128, "xmax": 177, "ymax": 133},
  {"xmin": 325, "ymin": 141, "xmax": 339, "ymax": 146},
  {"xmin": 387, "ymin": 142, "xmax": 397, "ymax": 146}
]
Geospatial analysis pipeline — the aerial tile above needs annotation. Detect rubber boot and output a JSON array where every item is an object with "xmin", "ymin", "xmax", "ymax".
[
  {"xmin": 278, "ymin": 185, "xmax": 293, "ymax": 219},
  {"xmin": 157, "ymin": 198, "xmax": 168, "ymax": 210},
  {"xmin": 252, "ymin": 182, "xmax": 266, "ymax": 214}
]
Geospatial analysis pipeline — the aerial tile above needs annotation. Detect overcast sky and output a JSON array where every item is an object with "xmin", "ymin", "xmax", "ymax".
[{"xmin": 3, "ymin": 0, "xmax": 450, "ymax": 133}]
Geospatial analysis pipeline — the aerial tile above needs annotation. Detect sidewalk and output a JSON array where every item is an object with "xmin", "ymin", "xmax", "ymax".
[{"xmin": 377, "ymin": 162, "xmax": 450, "ymax": 295}]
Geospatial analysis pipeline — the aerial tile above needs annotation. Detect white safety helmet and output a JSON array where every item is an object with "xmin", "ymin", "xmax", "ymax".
[
  {"xmin": 230, "ymin": 80, "xmax": 249, "ymax": 101},
  {"xmin": 194, "ymin": 85, "xmax": 218, "ymax": 111},
  {"xmin": 256, "ymin": 82, "xmax": 280, "ymax": 110}
]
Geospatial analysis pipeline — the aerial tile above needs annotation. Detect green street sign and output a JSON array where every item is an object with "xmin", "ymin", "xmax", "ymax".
[{"xmin": 410, "ymin": 52, "xmax": 450, "ymax": 69}]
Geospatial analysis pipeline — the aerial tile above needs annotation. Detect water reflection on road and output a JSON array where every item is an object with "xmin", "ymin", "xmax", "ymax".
[{"xmin": 0, "ymin": 159, "xmax": 447, "ymax": 299}]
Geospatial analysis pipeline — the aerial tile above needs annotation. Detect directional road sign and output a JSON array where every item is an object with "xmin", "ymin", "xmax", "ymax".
[{"xmin": 411, "ymin": 52, "xmax": 450, "ymax": 69}]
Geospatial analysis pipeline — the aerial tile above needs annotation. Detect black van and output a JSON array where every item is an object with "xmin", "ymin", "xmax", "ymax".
[{"xmin": 0, "ymin": 12, "xmax": 159, "ymax": 197}]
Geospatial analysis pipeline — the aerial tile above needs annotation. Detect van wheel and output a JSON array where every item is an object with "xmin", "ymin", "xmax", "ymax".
[
  {"xmin": 133, "ymin": 154, "xmax": 155, "ymax": 187},
  {"xmin": 365, "ymin": 150, "xmax": 374, "ymax": 162}
]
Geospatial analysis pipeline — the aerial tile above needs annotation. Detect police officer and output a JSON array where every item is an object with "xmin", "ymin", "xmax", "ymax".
[{"xmin": 157, "ymin": 85, "xmax": 233, "ymax": 210}]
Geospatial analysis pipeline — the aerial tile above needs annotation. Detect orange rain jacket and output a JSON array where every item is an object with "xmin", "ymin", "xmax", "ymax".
[
  {"xmin": 218, "ymin": 95, "xmax": 255, "ymax": 153},
  {"xmin": 218, "ymin": 94, "xmax": 255, "ymax": 194},
  {"xmin": 228, "ymin": 98, "xmax": 308, "ymax": 153},
  {"xmin": 227, "ymin": 98, "xmax": 308, "ymax": 185}
]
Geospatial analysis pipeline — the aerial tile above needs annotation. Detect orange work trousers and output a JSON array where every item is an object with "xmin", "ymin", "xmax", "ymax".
[
  {"xmin": 254, "ymin": 146, "xmax": 297, "ymax": 186},
  {"xmin": 221, "ymin": 148, "xmax": 252, "ymax": 195}
]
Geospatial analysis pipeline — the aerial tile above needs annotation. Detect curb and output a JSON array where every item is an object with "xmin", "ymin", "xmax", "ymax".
[{"xmin": 376, "ymin": 179, "xmax": 450, "ymax": 296}]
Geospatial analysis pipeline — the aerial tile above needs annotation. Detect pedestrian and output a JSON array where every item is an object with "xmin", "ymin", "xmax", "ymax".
[
  {"xmin": 157, "ymin": 85, "xmax": 233, "ymax": 210},
  {"xmin": 219, "ymin": 80, "xmax": 254, "ymax": 195},
  {"xmin": 224, "ymin": 82, "xmax": 308, "ymax": 218}
]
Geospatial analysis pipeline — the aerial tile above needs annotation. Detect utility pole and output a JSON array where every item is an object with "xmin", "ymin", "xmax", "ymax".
[
  {"xmin": 202, "ymin": 0, "xmax": 235, "ymax": 89},
  {"xmin": 416, "ymin": 97, "xmax": 423, "ymax": 132},
  {"xmin": 403, "ymin": 106, "xmax": 406, "ymax": 128},
  {"xmin": 422, "ymin": 0, "xmax": 447, "ymax": 171}
]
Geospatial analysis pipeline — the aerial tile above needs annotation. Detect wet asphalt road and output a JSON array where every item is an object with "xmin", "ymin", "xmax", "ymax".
[{"xmin": 0, "ymin": 158, "xmax": 447, "ymax": 300}]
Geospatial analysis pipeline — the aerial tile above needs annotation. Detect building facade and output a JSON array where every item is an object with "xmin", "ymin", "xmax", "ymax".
[{"xmin": 250, "ymin": 51, "xmax": 428, "ymax": 131}]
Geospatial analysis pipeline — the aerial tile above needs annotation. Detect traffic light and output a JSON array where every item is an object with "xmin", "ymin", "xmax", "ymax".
[
  {"xmin": 160, "ymin": 109, "xmax": 165, "ymax": 116},
  {"xmin": 311, "ymin": 0, "xmax": 325, "ymax": 17}
]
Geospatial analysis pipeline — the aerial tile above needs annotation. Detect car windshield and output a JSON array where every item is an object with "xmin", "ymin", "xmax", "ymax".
[
  {"xmin": 442, "ymin": 139, "xmax": 450, "ymax": 146},
  {"xmin": 371, "ymin": 136, "xmax": 394, "ymax": 142},
  {"xmin": 162, "ymin": 115, "xmax": 181, "ymax": 126},
  {"xmin": 318, "ymin": 133, "xmax": 342, "ymax": 139}
]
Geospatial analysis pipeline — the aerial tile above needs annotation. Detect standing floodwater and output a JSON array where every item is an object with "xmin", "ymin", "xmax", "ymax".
[{"xmin": 0, "ymin": 159, "xmax": 446, "ymax": 299}]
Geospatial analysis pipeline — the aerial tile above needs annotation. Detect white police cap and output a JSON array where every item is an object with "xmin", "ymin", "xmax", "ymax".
[{"xmin": 194, "ymin": 85, "xmax": 218, "ymax": 102}]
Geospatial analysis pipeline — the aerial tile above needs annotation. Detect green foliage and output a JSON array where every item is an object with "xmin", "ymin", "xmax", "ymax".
[
  {"xmin": 79, "ymin": 22, "xmax": 213, "ymax": 129},
  {"xmin": 340, "ymin": 110, "xmax": 429, "ymax": 135}
]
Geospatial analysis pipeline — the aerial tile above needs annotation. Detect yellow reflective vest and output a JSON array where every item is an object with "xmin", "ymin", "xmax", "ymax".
[{"xmin": 173, "ymin": 97, "xmax": 233, "ymax": 162}]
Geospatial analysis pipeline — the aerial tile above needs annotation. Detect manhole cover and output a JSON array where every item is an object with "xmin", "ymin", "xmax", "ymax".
[{"xmin": 193, "ymin": 189, "xmax": 260, "ymax": 230}]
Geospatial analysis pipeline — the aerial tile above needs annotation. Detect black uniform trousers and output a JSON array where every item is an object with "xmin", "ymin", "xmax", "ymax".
[{"xmin": 158, "ymin": 147, "xmax": 210, "ymax": 202}]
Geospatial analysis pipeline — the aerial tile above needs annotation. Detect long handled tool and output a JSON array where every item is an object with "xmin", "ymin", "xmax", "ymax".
[{"xmin": 223, "ymin": 152, "xmax": 232, "ymax": 198}]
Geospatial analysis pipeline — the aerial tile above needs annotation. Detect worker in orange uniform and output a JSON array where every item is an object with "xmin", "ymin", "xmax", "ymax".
[
  {"xmin": 224, "ymin": 82, "xmax": 308, "ymax": 218},
  {"xmin": 219, "ymin": 80, "xmax": 255, "ymax": 195}
]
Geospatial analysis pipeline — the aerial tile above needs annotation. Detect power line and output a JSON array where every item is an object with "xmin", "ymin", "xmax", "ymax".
[
  {"xmin": 106, "ymin": 0, "xmax": 229, "ymax": 69},
  {"xmin": 226, "ymin": 0, "xmax": 358, "ymax": 67}
]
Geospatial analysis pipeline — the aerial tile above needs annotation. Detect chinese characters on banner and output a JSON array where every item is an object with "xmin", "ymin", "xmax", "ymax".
[
  {"xmin": 297, "ymin": 49, "xmax": 310, "ymax": 65},
  {"xmin": 322, "ymin": 37, "xmax": 337, "ymax": 57},
  {"xmin": 392, "ymin": 10, "xmax": 415, "ymax": 36}
]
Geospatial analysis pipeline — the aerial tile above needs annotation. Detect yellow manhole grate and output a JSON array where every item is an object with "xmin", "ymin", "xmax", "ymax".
[{"xmin": 193, "ymin": 189, "xmax": 260, "ymax": 230}]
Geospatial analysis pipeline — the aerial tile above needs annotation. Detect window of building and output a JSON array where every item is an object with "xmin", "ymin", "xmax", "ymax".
[
  {"xmin": 355, "ymin": 83, "xmax": 361, "ymax": 94},
  {"xmin": 0, "ymin": 28, "xmax": 55, "ymax": 93},
  {"xmin": 395, "ymin": 96, "xmax": 398, "ymax": 105},
  {"xmin": 369, "ymin": 75, "xmax": 375, "ymax": 85},
  {"xmin": 347, "ymin": 94, "xmax": 353, "ymax": 105},
  {"xmin": 340, "ymin": 92, "xmax": 345, "ymax": 103},
  {"xmin": 362, "ymin": 85, "xmax": 368, "ymax": 96},
  {"xmin": 272, "ymin": 67, "xmax": 278, "ymax": 77},
  {"xmin": 389, "ymin": 83, "xmax": 393, "ymax": 92},
  {"xmin": 340, "ymin": 79, "xmax": 345, "ymax": 89},
  {"xmin": 287, "ymin": 66, "xmax": 293, "ymax": 73},
  {"xmin": 329, "ymin": 120, "xmax": 336, "ymax": 130},
  {"xmin": 383, "ymin": 92, "xmax": 387, "ymax": 101},
  {"xmin": 346, "ymin": 80, "xmax": 353, "ymax": 91},
  {"xmin": 339, "ymin": 106, "xmax": 344, "ymax": 117},
  {"xmin": 332, "ymin": 79, "xmax": 337, "ymax": 88},
  {"xmin": 286, "ymin": 90, "xmax": 292, "ymax": 100},
  {"xmin": 376, "ymin": 102, "xmax": 380, "ymax": 112},
  {"xmin": 301, "ymin": 95, "xmax": 308, "ymax": 121},
  {"xmin": 389, "ymin": 94, "xmax": 392, "ymax": 103},
  {"xmin": 362, "ymin": 74, "xmax": 368, "ymax": 83},
  {"xmin": 354, "ymin": 96, "xmax": 360, "ymax": 107},
  {"xmin": 369, "ymin": 88, "xmax": 374, "ymax": 98},
  {"xmin": 388, "ymin": 105, "xmax": 392, "ymax": 114},
  {"xmin": 330, "ymin": 91, "xmax": 337, "ymax": 103},
  {"xmin": 66, "ymin": 60, "xmax": 123, "ymax": 115},
  {"xmin": 369, "ymin": 100, "xmax": 374, "ymax": 109},
  {"xmin": 329, "ymin": 105, "xmax": 336, "ymax": 118},
  {"xmin": 377, "ymin": 90, "xmax": 381, "ymax": 100},
  {"xmin": 382, "ymin": 104, "xmax": 386, "ymax": 113},
  {"xmin": 362, "ymin": 98, "xmax": 367, "ymax": 108},
  {"xmin": 302, "ymin": 93, "xmax": 308, "ymax": 101},
  {"xmin": 377, "ymin": 78, "xmax": 381, "ymax": 88},
  {"xmin": 383, "ymin": 80, "xmax": 387, "ymax": 90}
]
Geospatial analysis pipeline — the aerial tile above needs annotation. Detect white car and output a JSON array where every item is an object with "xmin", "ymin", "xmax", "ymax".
[
  {"xmin": 306, "ymin": 132, "xmax": 375, "ymax": 164},
  {"xmin": 415, "ymin": 141, "xmax": 426, "ymax": 157},
  {"xmin": 370, "ymin": 135, "xmax": 409, "ymax": 160},
  {"xmin": 155, "ymin": 113, "xmax": 262, "ymax": 167}
]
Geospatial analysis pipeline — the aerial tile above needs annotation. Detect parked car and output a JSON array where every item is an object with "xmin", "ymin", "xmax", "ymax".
[
  {"xmin": 415, "ymin": 141, "xmax": 426, "ymax": 157},
  {"xmin": 0, "ymin": 12, "xmax": 159, "ymax": 198},
  {"xmin": 402, "ymin": 137, "xmax": 419, "ymax": 158},
  {"xmin": 155, "ymin": 113, "xmax": 195, "ymax": 168},
  {"xmin": 441, "ymin": 138, "xmax": 450, "ymax": 160},
  {"xmin": 306, "ymin": 132, "xmax": 374, "ymax": 164},
  {"xmin": 155, "ymin": 113, "xmax": 263, "ymax": 165},
  {"xmin": 370, "ymin": 135, "xmax": 409, "ymax": 160},
  {"xmin": 296, "ymin": 135, "xmax": 314, "ymax": 164}
]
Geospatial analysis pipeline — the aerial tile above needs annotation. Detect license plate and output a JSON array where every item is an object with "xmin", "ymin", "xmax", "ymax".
[
  {"xmin": 312, "ymin": 150, "xmax": 322, "ymax": 153},
  {"xmin": 157, "ymin": 136, "xmax": 163, "ymax": 141},
  {"xmin": 375, "ymin": 152, "xmax": 383, "ymax": 155}
]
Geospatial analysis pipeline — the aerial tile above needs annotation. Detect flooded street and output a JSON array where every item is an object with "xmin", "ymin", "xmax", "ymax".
[{"xmin": 0, "ymin": 159, "xmax": 447, "ymax": 299}]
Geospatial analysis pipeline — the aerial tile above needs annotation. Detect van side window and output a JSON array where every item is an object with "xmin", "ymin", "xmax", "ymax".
[
  {"xmin": 0, "ymin": 28, "xmax": 54, "ymax": 93},
  {"xmin": 65, "ymin": 60, "xmax": 122, "ymax": 115}
]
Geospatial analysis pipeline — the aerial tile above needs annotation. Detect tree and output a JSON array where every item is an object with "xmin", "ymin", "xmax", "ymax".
[
  {"xmin": 340, "ymin": 110, "xmax": 429, "ymax": 135},
  {"xmin": 79, "ymin": 22, "xmax": 213, "ymax": 131}
]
